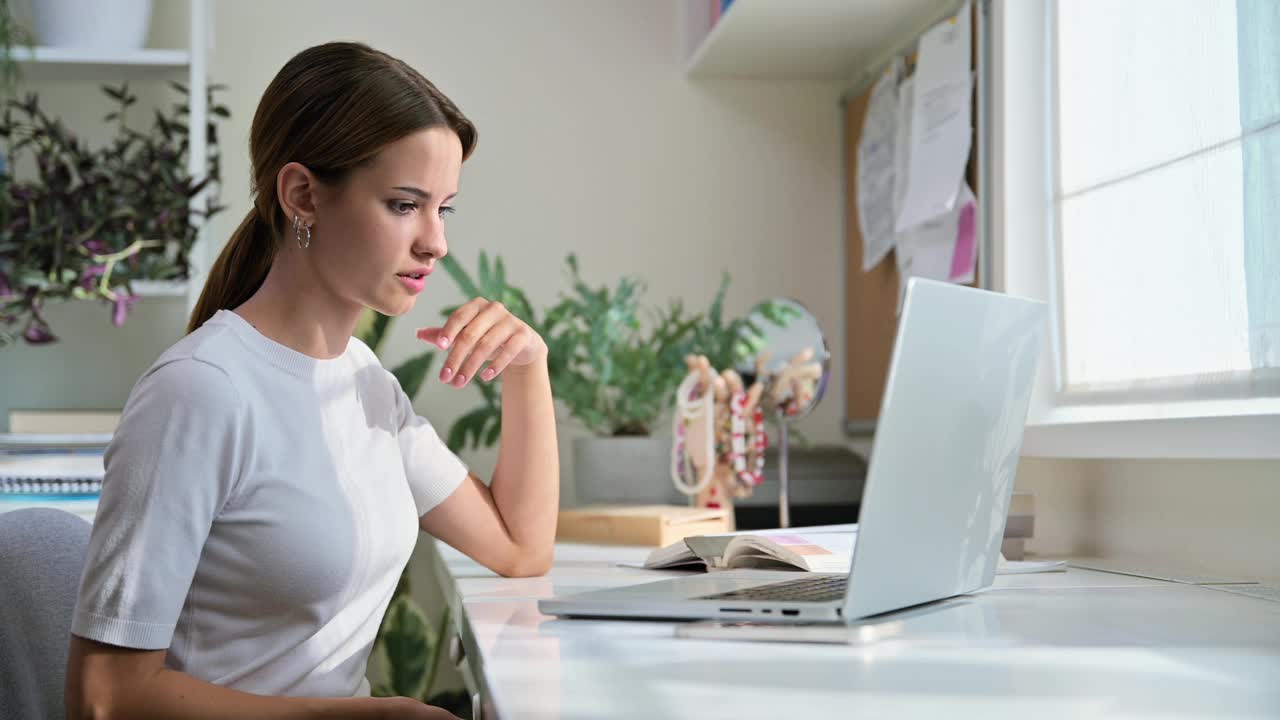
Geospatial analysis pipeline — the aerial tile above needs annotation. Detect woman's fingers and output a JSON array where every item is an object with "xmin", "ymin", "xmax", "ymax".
[
  {"xmin": 416, "ymin": 326, "xmax": 445, "ymax": 346},
  {"xmin": 439, "ymin": 301, "xmax": 507, "ymax": 386},
  {"xmin": 481, "ymin": 325, "xmax": 533, "ymax": 381},
  {"xmin": 455, "ymin": 317, "xmax": 521, "ymax": 387},
  {"xmin": 435, "ymin": 298, "xmax": 487, "ymax": 350},
  {"xmin": 421, "ymin": 298, "xmax": 543, "ymax": 388}
]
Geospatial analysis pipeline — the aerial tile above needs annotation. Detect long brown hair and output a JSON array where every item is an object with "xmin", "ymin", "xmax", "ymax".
[{"xmin": 187, "ymin": 42, "xmax": 477, "ymax": 333}]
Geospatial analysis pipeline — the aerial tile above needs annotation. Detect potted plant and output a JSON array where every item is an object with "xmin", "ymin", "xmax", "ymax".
[
  {"xmin": 440, "ymin": 252, "xmax": 789, "ymax": 505},
  {"xmin": 0, "ymin": 81, "xmax": 227, "ymax": 345}
]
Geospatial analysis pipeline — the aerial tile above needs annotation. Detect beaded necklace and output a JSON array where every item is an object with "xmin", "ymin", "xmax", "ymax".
[{"xmin": 670, "ymin": 370, "xmax": 714, "ymax": 495}]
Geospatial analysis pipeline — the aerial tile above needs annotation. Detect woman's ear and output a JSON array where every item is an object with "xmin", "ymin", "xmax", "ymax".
[{"xmin": 276, "ymin": 161, "xmax": 319, "ymax": 226}]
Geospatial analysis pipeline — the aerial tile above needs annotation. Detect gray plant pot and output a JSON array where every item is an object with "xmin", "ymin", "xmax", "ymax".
[{"xmin": 571, "ymin": 435, "xmax": 683, "ymax": 507}]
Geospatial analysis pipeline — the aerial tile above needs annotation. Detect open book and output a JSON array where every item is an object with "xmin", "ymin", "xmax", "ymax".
[
  {"xmin": 639, "ymin": 524, "xmax": 1066, "ymax": 575},
  {"xmin": 644, "ymin": 529, "xmax": 856, "ymax": 573}
]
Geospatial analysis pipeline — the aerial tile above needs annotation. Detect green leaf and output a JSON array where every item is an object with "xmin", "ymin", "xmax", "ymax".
[
  {"xmin": 391, "ymin": 351, "xmax": 435, "ymax": 402},
  {"xmin": 355, "ymin": 310, "xmax": 393, "ymax": 355},
  {"xmin": 439, "ymin": 254, "xmax": 482, "ymax": 299},
  {"xmin": 477, "ymin": 251, "xmax": 492, "ymax": 294},
  {"xmin": 380, "ymin": 595, "xmax": 433, "ymax": 699},
  {"xmin": 447, "ymin": 406, "xmax": 499, "ymax": 452}
]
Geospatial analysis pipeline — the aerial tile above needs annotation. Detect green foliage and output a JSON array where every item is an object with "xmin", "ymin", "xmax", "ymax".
[
  {"xmin": 390, "ymin": 351, "xmax": 436, "ymax": 402},
  {"xmin": 545, "ymin": 255, "xmax": 697, "ymax": 437},
  {"xmin": 0, "ymin": 82, "xmax": 228, "ymax": 345},
  {"xmin": 439, "ymin": 252, "xmax": 790, "ymax": 449},
  {"xmin": 372, "ymin": 590, "xmax": 435, "ymax": 699},
  {"xmin": 684, "ymin": 272, "xmax": 800, "ymax": 389},
  {"xmin": 369, "ymin": 574, "xmax": 469, "ymax": 717}
]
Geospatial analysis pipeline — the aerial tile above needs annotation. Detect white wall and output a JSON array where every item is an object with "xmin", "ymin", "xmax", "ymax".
[
  {"xmin": 1016, "ymin": 458, "xmax": 1280, "ymax": 582},
  {"xmin": 1, "ymin": 2, "xmax": 848, "ymax": 505},
  {"xmin": 204, "ymin": 0, "xmax": 847, "ymax": 501}
]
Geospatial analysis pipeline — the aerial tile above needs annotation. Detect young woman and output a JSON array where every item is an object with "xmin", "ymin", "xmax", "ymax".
[{"xmin": 65, "ymin": 42, "xmax": 558, "ymax": 719}]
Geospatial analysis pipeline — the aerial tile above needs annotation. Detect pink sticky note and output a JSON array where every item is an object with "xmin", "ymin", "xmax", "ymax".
[{"xmin": 949, "ymin": 200, "xmax": 977, "ymax": 282}]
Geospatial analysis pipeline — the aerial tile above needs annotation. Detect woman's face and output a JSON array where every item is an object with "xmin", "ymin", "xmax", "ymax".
[{"xmin": 310, "ymin": 127, "xmax": 463, "ymax": 316}]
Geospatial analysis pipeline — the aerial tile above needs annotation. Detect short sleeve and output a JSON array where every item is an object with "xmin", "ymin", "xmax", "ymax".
[
  {"xmin": 388, "ymin": 370, "xmax": 468, "ymax": 517},
  {"xmin": 71, "ymin": 359, "xmax": 244, "ymax": 650}
]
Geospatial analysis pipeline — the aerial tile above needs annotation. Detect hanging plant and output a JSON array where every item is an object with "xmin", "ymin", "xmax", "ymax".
[{"xmin": 0, "ymin": 81, "xmax": 228, "ymax": 345}]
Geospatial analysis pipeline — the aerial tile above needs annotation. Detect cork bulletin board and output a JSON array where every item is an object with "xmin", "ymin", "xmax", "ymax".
[{"xmin": 843, "ymin": 7, "xmax": 980, "ymax": 433}]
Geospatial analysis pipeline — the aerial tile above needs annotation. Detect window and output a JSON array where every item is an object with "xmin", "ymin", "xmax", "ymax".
[{"xmin": 1052, "ymin": 0, "xmax": 1280, "ymax": 399}]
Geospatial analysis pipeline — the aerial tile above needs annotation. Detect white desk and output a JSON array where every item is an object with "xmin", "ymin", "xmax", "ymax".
[{"xmin": 428, "ymin": 541, "xmax": 1280, "ymax": 719}]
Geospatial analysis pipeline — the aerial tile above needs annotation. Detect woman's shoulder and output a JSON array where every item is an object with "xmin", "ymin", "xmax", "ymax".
[
  {"xmin": 156, "ymin": 316, "xmax": 240, "ymax": 368},
  {"xmin": 134, "ymin": 321, "xmax": 244, "ymax": 406}
]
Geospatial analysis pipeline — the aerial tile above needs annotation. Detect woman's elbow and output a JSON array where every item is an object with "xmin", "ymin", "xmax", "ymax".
[
  {"xmin": 498, "ymin": 546, "xmax": 553, "ymax": 578},
  {"xmin": 66, "ymin": 674, "xmax": 113, "ymax": 720}
]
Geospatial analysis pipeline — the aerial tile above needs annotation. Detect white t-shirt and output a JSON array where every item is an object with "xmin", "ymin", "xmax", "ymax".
[{"xmin": 71, "ymin": 309, "xmax": 468, "ymax": 697}]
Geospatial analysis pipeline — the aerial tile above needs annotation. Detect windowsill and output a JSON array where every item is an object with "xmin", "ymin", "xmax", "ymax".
[{"xmin": 1023, "ymin": 398, "xmax": 1280, "ymax": 459}]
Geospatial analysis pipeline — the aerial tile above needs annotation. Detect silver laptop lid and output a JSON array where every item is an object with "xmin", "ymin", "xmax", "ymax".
[{"xmin": 844, "ymin": 279, "xmax": 1046, "ymax": 619}]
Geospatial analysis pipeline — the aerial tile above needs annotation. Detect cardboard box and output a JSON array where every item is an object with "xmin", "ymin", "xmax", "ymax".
[{"xmin": 556, "ymin": 505, "xmax": 731, "ymax": 547}]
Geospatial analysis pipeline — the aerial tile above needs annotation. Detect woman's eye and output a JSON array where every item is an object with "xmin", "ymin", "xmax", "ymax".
[
  {"xmin": 389, "ymin": 200, "xmax": 417, "ymax": 215},
  {"xmin": 439, "ymin": 205, "xmax": 456, "ymax": 218}
]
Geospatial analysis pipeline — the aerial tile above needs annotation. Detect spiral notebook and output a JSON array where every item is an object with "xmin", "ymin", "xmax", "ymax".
[{"xmin": 0, "ymin": 453, "xmax": 103, "ymax": 521}]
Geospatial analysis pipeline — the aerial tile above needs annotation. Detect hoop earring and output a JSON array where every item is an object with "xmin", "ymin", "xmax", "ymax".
[{"xmin": 294, "ymin": 215, "xmax": 311, "ymax": 249}]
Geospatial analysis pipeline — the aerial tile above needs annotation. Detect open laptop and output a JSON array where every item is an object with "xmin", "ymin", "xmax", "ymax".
[{"xmin": 539, "ymin": 278, "xmax": 1047, "ymax": 623}]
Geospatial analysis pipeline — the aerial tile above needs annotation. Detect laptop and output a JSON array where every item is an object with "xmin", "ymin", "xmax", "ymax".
[{"xmin": 539, "ymin": 278, "xmax": 1047, "ymax": 623}]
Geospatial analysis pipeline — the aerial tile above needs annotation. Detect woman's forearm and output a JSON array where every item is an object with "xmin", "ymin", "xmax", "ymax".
[
  {"xmin": 489, "ymin": 358, "xmax": 559, "ymax": 574},
  {"xmin": 73, "ymin": 668, "xmax": 398, "ymax": 720}
]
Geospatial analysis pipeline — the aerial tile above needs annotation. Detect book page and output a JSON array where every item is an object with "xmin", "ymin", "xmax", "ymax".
[
  {"xmin": 724, "ymin": 533, "xmax": 856, "ymax": 573},
  {"xmin": 681, "ymin": 535, "xmax": 736, "ymax": 567},
  {"xmin": 643, "ymin": 537, "xmax": 716, "ymax": 569}
]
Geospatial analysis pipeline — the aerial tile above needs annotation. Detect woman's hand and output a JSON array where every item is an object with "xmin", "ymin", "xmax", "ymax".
[
  {"xmin": 376, "ymin": 695, "xmax": 461, "ymax": 719},
  {"xmin": 417, "ymin": 298, "xmax": 548, "ymax": 389}
]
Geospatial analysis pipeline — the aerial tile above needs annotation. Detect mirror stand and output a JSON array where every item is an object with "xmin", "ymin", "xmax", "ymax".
[
  {"xmin": 776, "ymin": 409, "xmax": 791, "ymax": 528},
  {"xmin": 733, "ymin": 296, "xmax": 830, "ymax": 531}
]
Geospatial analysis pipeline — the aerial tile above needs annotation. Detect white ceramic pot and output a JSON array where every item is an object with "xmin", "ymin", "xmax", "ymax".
[
  {"xmin": 572, "ymin": 435, "xmax": 683, "ymax": 506},
  {"xmin": 34, "ymin": 0, "xmax": 153, "ymax": 50}
]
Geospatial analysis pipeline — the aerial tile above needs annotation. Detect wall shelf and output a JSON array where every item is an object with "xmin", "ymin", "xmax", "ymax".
[
  {"xmin": 683, "ymin": 0, "xmax": 957, "ymax": 82},
  {"xmin": 129, "ymin": 280, "xmax": 189, "ymax": 297},
  {"xmin": 12, "ymin": 46, "xmax": 190, "ymax": 82},
  {"xmin": 13, "ymin": 46, "xmax": 190, "ymax": 67}
]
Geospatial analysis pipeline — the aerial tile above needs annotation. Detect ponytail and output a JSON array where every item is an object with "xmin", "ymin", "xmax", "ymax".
[{"xmin": 187, "ymin": 208, "xmax": 277, "ymax": 333}]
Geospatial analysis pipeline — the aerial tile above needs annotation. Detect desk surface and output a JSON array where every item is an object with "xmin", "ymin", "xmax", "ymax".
[{"xmin": 430, "ymin": 541, "xmax": 1280, "ymax": 719}]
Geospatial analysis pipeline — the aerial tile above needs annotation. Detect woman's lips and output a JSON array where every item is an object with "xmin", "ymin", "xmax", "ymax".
[{"xmin": 396, "ymin": 273, "xmax": 426, "ymax": 294}]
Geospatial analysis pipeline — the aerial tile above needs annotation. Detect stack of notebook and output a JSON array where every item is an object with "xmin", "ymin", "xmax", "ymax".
[{"xmin": 0, "ymin": 434, "xmax": 107, "ymax": 523}]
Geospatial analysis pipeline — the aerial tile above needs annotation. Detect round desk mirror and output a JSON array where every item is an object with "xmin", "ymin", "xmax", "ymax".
[{"xmin": 736, "ymin": 298, "xmax": 831, "ymax": 527}]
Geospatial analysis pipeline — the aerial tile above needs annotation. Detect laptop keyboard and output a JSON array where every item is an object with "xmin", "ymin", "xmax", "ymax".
[{"xmin": 699, "ymin": 575, "xmax": 848, "ymax": 603}]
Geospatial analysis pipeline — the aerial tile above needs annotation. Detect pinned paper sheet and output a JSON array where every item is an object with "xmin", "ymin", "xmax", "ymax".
[
  {"xmin": 857, "ymin": 60, "xmax": 901, "ymax": 271},
  {"xmin": 949, "ymin": 183, "xmax": 977, "ymax": 283},
  {"xmin": 896, "ymin": 181, "xmax": 976, "ymax": 313},
  {"xmin": 894, "ymin": 1, "xmax": 973, "ymax": 232},
  {"xmin": 891, "ymin": 75, "xmax": 914, "ymax": 234}
]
